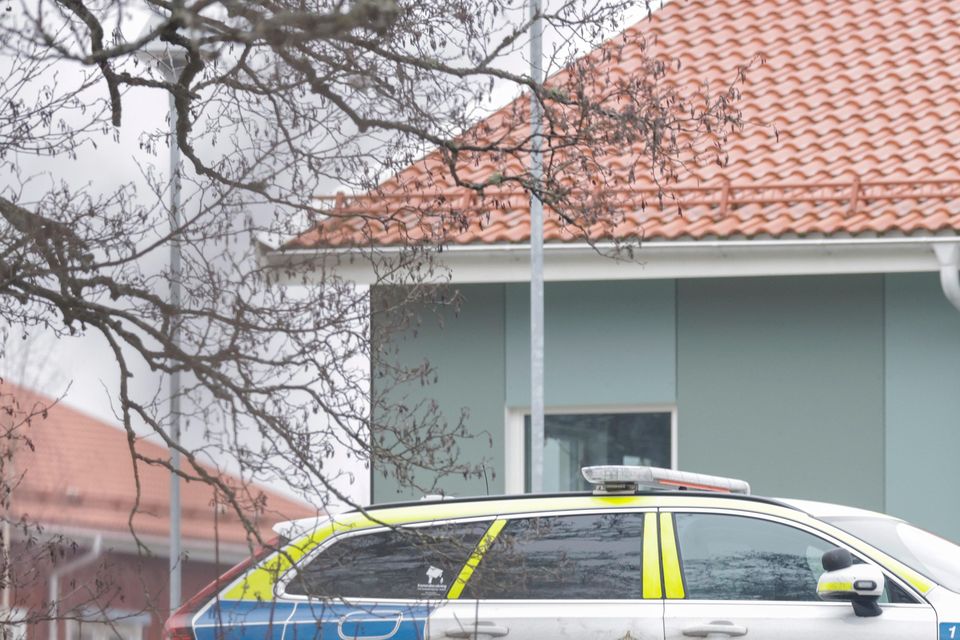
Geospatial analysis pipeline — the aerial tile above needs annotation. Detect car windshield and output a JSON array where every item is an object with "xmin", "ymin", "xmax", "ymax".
[{"xmin": 823, "ymin": 516, "xmax": 960, "ymax": 593}]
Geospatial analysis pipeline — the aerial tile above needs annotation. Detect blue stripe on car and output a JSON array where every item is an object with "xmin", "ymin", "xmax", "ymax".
[{"xmin": 194, "ymin": 600, "xmax": 431, "ymax": 640}]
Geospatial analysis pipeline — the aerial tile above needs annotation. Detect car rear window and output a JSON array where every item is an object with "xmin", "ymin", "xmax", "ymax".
[
  {"xmin": 284, "ymin": 522, "xmax": 488, "ymax": 600},
  {"xmin": 461, "ymin": 512, "xmax": 645, "ymax": 599}
]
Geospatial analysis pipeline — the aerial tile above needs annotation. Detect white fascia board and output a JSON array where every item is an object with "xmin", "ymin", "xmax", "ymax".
[
  {"xmin": 13, "ymin": 523, "xmax": 253, "ymax": 563},
  {"xmin": 263, "ymin": 237, "xmax": 960, "ymax": 286}
]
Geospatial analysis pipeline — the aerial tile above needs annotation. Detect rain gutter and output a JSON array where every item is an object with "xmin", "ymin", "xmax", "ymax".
[
  {"xmin": 262, "ymin": 234, "xmax": 960, "ymax": 256},
  {"xmin": 259, "ymin": 235, "xmax": 960, "ymax": 286},
  {"xmin": 933, "ymin": 243, "xmax": 960, "ymax": 312},
  {"xmin": 48, "ymin": 534, "xmax": 102, "ymax": 640}
]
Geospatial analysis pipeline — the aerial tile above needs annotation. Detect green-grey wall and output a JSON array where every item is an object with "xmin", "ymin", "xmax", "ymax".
[
  {"xmin": 885, "ymin": 273, "xmax": 960, "ymax": 538},
  {"xmin": 372, "ymin": 273, "xmax": 960, "ymax": 540},
  {"xmin": 676, "ymin": 276, "xmax": 886, "ymax": 510},
  {"xmin": 371, "ymin": 284, "xmax": 506, "ymax": 503},
  {"xmin": 504, "ymin": 280, "xmax": 676, "ymax": 407}
]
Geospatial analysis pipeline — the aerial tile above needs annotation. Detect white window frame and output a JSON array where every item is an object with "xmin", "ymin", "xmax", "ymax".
[
  {"xmin": 504, "ymin": 404, "xmax": 678, "ymax": 494},
  {"xmin": 66, "ymin": 618, "xmax": 145, "ymax": 640}
]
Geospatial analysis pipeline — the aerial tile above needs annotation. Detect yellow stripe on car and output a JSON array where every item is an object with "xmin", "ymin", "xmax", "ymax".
[
  {"xmin": 642, "ymin": 512, "xmax": 662, "ymax": 599},
  {"xmin": 660, "ymin": 512, "xmax": 685, "ymax": 599},
  {"xmin": 653, "ymin": 496, "xmax": 801, "ymax": 519},
  {"xmin": 222, "ymin": 524, "xmax": 332, "ymax": 601},
  {"xmin": 447, "ymin": 519, "xmax": 506, "ymax": 600},
  {"xmin": 820, "ymin": 582, "xmax": 854, "ymax": 592}
]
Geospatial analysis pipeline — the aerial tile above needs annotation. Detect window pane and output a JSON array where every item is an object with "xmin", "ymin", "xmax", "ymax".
[
  {"xmin": 71, "ymin": 622, "xmax": 142, "ymax": 640},
  {"xmin": 824, "ymin": 515, "xmax": 960, "ymax": 595},
  {"xmin": 884, "ymin": 579, "xmax": 918, "ymax": 604},
  {"xmin": 286, "ymin": 522, "xmax": 488, "ymax": 599},
  {"xmin": 675, "ymin": 514, "xmax": 837, "ymax": 601},
  {"xmin": 524, "ymin": 412, "xmax": 671, "ymax": 492},
  {"xmin": 463, "ymin": 513, "xmax": 644, "ymax": 599}
]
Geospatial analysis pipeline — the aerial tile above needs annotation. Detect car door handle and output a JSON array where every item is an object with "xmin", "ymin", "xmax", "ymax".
[
  {"xmin": 444, "ymin": 621, "xmax": 510, "ymax": 638},
  {"xmin": 337, "ymin": 610, "xmax": 403, "ymax": 640},
  {"xmin": 682, "ymin": 620, "xmax": 748, "ymax": 638}
]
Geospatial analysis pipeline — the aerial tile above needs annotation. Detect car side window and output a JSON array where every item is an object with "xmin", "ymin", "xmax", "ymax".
[
  {"xmin": 284, "ymin": 522, "xmax": 488, "ymax": 600},
  {"xmin": 675, "ymin": 513, "xmax": 839, "ymax": 601},
  {"xmin": 882, "ymin": 579, "xmax": 919, "ymax": 604},
  {"xmin": 462, "ymin": 512, "xmax": 645, "ymax": 599}
]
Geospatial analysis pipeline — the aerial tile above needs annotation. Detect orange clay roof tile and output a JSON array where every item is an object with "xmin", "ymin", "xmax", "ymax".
[
  {"xmin": 3, "ymin": 382, "xmax": 315, "ymax": 545},
  {"xmin": 290, "ymin": 0, "xmax": 960, "ymax": 248}
]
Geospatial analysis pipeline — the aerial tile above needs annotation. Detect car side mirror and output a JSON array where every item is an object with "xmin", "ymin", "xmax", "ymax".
[{"xmin": 817, "ymin": 548, "xmax": 885, "ymax": 617}]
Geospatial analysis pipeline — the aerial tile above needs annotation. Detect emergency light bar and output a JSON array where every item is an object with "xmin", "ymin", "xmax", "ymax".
[{"xmin": 581, "ymin": 465, "xmax": 751, "ymax": 495}]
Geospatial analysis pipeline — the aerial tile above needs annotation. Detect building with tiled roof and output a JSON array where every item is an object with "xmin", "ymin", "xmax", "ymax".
[
  {"xmin": 265, "ymin": 1, "xmax": 960, "ymax": 540},
  {"xmin": 278, "ymin": 0, "xmax": 960, "ymax": 259},
  {"xmin": 1, "ymin": 382, "xmax": 316, "ymax": 640}
]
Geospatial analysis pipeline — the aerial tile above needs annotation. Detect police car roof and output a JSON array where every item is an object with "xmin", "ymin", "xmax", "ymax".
[
  {"xmin": 274, "ymin": 491, "xmax": 903, "ymax": 541},
  {"xmin": 359, "ymin": 489, "xmax": 800, "ymax": 513},
  {"xmin": 778, "ymin": 498, "xmax": 899, "ymax": 521}
]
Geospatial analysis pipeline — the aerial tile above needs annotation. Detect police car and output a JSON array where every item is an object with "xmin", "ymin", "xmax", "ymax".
[{"xmin": 168, "ymin": 466, "xmax": 960, "ymax": 640}]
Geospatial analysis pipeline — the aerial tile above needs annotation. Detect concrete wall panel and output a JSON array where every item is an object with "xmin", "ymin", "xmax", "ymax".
[
  {"xmin": 371, "ymin": 284, "xmax": 506, "ymax": 503},
  {"xmin": 885, "ymin": 273, "xmax": 960, "ymax": 539},
  {"xmin": 677, "ymin": 276, "xmax": 885, "ymax": 510},
  {"xmin": 504, "ymin": 280, "xmax": 676, "ymax": 408}
]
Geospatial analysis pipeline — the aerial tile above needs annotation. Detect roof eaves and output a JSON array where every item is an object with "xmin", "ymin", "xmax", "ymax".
[
  {"xmin": 264, "ymin": 234, "xmax": 960, "ymax": 286},
  {"xmin": 11, "ymin": 522, "xmax": 255, "ymax": 563}
]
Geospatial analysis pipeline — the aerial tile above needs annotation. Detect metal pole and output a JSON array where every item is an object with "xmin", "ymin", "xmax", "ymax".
[
  {"xmin": 1, "ymin": 519, "xmax": 8, "ymax": 611},
  {"xmin": 2, "ymin": 442, "xmax": 11, "ymax": 615},
  {"xmin": 529, "ymin": 0, "xmax": 545, "ymax": 494},
  {"xmin": 167, "ymin": 73, "xmax": 183, "ymax": 613}
]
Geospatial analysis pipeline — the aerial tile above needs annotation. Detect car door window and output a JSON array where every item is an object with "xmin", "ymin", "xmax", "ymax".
[
  {"xmin": 462, "ymin": 512, "xmax": 645, "ymax": 599},
  {"xmin": 284, "ymin": 521, "xmax": 488, "ymax": 599},
  {"xmin": 674, "ymin": 513, "xmax": 919, "ymax": 603},
  {"xmin": 675, "ymin": 513, "xmax": 839, "ymax": 601}
]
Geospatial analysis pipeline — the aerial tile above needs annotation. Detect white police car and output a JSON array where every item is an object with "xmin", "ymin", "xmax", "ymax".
[{"xmin": 166, "ymin": 466, "xmax": 960, "ymax": 640}]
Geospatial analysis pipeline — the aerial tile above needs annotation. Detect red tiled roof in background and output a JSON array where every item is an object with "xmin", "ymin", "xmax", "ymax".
[
  {"xmin": 291, "ymin": 0, "xmax": 960, "ymax": 247},
  {"xmin": 2, "ymin": 382, "xmax": 317, "ymax": 547}
]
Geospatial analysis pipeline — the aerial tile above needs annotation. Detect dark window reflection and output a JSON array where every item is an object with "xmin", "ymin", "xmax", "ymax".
[
  {"xmin": 463, "ymin": 513, "xmax": 644, "ymax": 599},
  {"xmin": 675, "ymin": 514, "xmax": 837, "ymax": 601},
  {"xmin": 524, "ymin": 412, "xmax": 671, "ymax": 492},
  {"xmin": 286, "ymin": 522, "xmax": 487, "ymax": 599}
]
